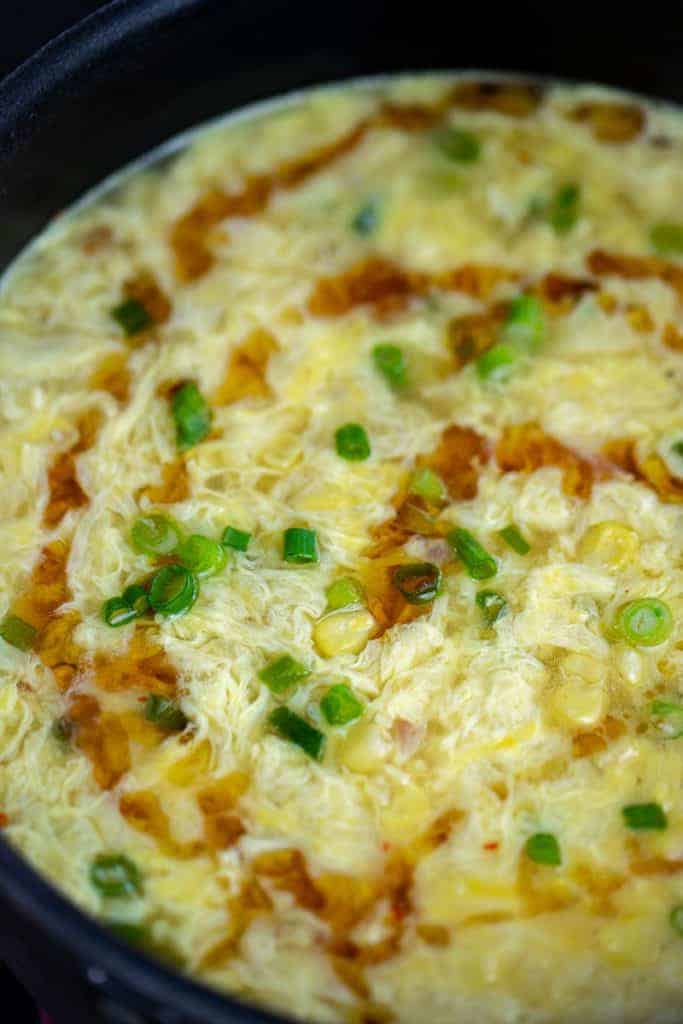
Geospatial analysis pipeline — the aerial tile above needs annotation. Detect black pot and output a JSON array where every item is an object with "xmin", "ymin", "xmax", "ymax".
[{"xmin": 1, "ymin": 2, "xmax": 682, "ymax": 1021}]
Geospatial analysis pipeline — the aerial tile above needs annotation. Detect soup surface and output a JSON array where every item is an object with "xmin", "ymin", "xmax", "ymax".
[{"xmin": 3, "ymin": 74, "xmax": 683, "ymax": 1023}]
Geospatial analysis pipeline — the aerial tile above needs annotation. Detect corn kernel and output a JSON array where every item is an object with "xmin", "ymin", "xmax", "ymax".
[
  {"xmin": 312, "ymin": 609, "xmax": 376, "ymax": 658},
  {"xmin": 578, "ymin": 521, "xmax": 639, "ymax": 570},
  {"xmin": 551, "ymin": 679, "xmax": 606, "ymax": 728},
  {"xmin": 340, "ymin": 720, "xmax": 388, "ymax": 773}
]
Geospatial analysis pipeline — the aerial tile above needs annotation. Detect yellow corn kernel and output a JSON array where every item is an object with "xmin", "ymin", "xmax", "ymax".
[
  {"xmin": 578, "ymin": 521, "xmax": 639, "ymax": 570},
  {"xmin": 340, "ymin": 720, "xmax": 388, "ymax": 773},
  {"xmin": 562, "ymin": 652, "xmax": 605, "ymax": 685},
  {"xmin": 551, "ymin": 679, "xmax": 606, "ymax": 728},
  {"xmin": 166, "ymin": 738, "xmax": 212, "ymax": 786},
  {"xmin": 312, "ymin": 609, "xmax": 376, "ymax": 658}
]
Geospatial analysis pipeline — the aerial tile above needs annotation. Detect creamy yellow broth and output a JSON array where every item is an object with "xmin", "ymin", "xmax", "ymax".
[{"xmin": 2, "ymin": 74, "xmax": 683, "ymax": 1023}]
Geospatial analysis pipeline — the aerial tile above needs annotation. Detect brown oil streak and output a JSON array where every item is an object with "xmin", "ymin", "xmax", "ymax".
[
  {"xmin": 137, "ymin": 458, "xmax": 190, "ymax": 504},
  {"xmin": 496, "ymin": 422, "xmax": 602, "ymax": 499},
  {"xmin": 568, "ymin": 101, "xmax": 645, "ymax": 143},
  {"xmin": 572, "ymin": 715, "xmax": 626, "ymax": 758},
  {"xmin": 92, "ymin": 631, "xmax": 178, "ymax": 696},
  {"xmin": 198, "ymin": 772, "xmax": 249, "ymax": 851},
  {"xmin": 308, "ymin": 257, "xmax": 428, "ymax": 320},
  {"xmin": 44, "ymin": 408, "xmax": 102, "ymax": 527},
  {"xmin": 663, "ymin": 322, "xmax": 683, "ymax": 351},
  {"xmin": 124, "ymin": 270, "xmax": 172, "ymax": 329},
  {"xmin": 172, "ymin": 79, "xmax": 544, "ymax": 284},
  {"xmin": 588, "ymin": 248, "xmax": 683, "ymax": 302},
  {"xmin": 89, "ymin": 351, "xmax": 131, "ymax": 403},
  {"xmin": 212, "ymin": 328, "xmax": 280, "ymax": 406},
  {"xmin": 67, "ymin": 694, "xmax": 131, "ymax": 790},
  {"xmin": 536, "ymin": 273, "xmax": 598, "ymax": 315},
  {"xmin": 604, "ymin": 437, "xmax": 683, "ymax": 503},
  {"xmin": 120, "ymin": 790, "xmax": 204, "ymax": 858}
]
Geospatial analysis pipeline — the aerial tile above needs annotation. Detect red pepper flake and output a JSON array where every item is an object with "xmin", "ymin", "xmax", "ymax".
[{"xmin": 483, "ymin": 840, "xmax": 499, "ymax": 851}]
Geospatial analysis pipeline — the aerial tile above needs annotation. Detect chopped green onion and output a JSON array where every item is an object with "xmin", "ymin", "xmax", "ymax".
[
  {"xmin": 372, "ymin": 343, "xmax": 408, "ymax": 391},
  {"xmin": 476, "ymin": 343, "xmax": 518, "ymax": 382},
  {"xmin": 121, "ymin": 584, "xmax": 150, "ymax": 616},
  {"xmin": 410, "ymin": 466, "xmax": 447, "ymax": 505},
  {"xmin": 130, "ymin": 514, "xmax": 182, "ymax": 557},
  {"xmin": 501, "ymin": 294, "xmax": 545, "ymax": 353},
  {"xmin": 433, "ymin": 126, "xmax": 481, "ymax": 163},
  {"xmin": 670, "ymin": 905, "xmax": 683, "ymax": 936},
  {"xmin": 283, "ymin": 527, "xmax": 319, "ymax": 564},
  {"xmin": 650, "ymin": 222, "xmax": 683, "ymax": 256},
  {"xmin": 476, "ymin": 590, "xmax": 507, "ymax": 625},
  {"xmin": 111, "ymin": 298, "xmax": 153, "ymax": 337},
  {"xmin": 102, "ymin": 596, "xmax": 138, "ymax": 628},
  {"xmin": 326, "ymin": 577, "xmax": 364, "ymax": 611},
  {"xmin": 320, "ymin": 683, "xmax": 364, "ymax": 726},
  {"xmin": 499, "ymin": 524, "xmax": 531, "ymax": 555},
  {"xmin": 144, "ymin": 695, "xmax": 188, "ymax": 732},
  {"xmin": 622, "ymin": 802, "xmax": 668, "ymax": 831},
  {"xmin": 171, "ymin": 381, "xmax": 212, "ymax": 451},
  {"xmin": 525, "ymin": 832, "xmax": 561, "ymax": 866},
  {"xmin": 549, "ymin": 183, "xmax": 581, "ymax": 235},
  {"xmin": 148, "ymin": 565, "xmax": 199, "ymax": 618},
  {"xmin": 268, "ymin": 707, "xmax": 325, "ymax": 760},
  {"xmin": 672, "ymin": 440, "xmax": 683, "ymax": 458},
  {"xmin": 105, "ymin": 920, "xmax": 148, "ymax": 946},
  {"xmin": 392, "ymin": 562, "xmax": 441, "ymax": 604},
  {"xmin": 611, "ymin": 598, "xmax": 673, "ymax": 647},
  {"xmin": 258, "ymin": 655, "xmax": 310, "ymax": 695},
  {"xmin": 221, "ymin": 526, "xmax": 251, "ymax": 552},
  {"xmin": 651, "ymin": 699, "xmax": 683, "ymax": 739},
  {"xmin": 351, "ymin": 199, "xmax": 381, "ymax": 236},
  {"xmin": 52, "ymin": 716, "xmax": 73, "ymax": 744},
  {"xmin": 0, "ymin": 614, "xmax": 37, "ymax": 651},
  {"xmin": 448, "ymin": 528, "xmax": 497, "ymax": 580},
  {"xmin": 90, "ymin": 853, "xmax": 142, "ymax": 899},
  {"xmin": 177, "ymin": 534, "xmax": 227, "ymax": 579},
  {"xmin": 335, "ymin": 423, "xmax": 371, "ymax": 461}
]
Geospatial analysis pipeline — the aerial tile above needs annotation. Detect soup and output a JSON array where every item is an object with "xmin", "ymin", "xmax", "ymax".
[{"xmin": 2, "ymin": 74, "xmax": 683, "ymax": 1023}]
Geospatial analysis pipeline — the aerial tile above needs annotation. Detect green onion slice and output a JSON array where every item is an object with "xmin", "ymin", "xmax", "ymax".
[
  {"xmin": 651, "ymin": 699, "xmax": 683, "ymax": 739},
  {"xmin": 111, "ymin": 298, "xmax": 153, "ymax": 337},
  {"xmin": 221, "ymin": 526, "xmax": 251, "ymax": 552},
  {"xmin": 130, "ymin": 514, "xmax": 182, "ymax": 557},
  {"xmin": 148, "ymin": 565, "xmax": 199, "ymax": 618},
  {"xmin": 409, "ymin": 466, "xmax": 447, "ymax": 505},
  {"xmin": 268, "ymin": 707, "xmax": 325, "ymax": 760},
  {"xmin": 0, "ymin": 614, "xmax": 37, "ymax": 651},
  {"xmin": 105, "ymin": 920, "xmax": 148, "ymax": 946},
  {"xmin": 433, "ymin": 126, "xmax": 481, "ymax": 163},
  {"xmin": 651, "ymin": 222, "xmax": 683, "ymax": 256},
  {"xmin": 670, "ymin": 905, "xmax": 683, "ymax": 936},
  {"xmin": 121, "ymin": 584, "xmax": 150, "ymax": 616},
  {"xmin": 525, "ymin": 832, "xmax": 561, "ymax": 866},
  {"xmin": 171, "ymin": 381, "xmax": 212, "ymax": 451},
  {"xmin": 144, "ymin": 695, "xmax": 188, "ymax": 732},
  {"xmin": 258, "ymin": 655, "xmax": 310, "ymax": 695},
  {"xmin": 283, "ymin": 527, "xmax": 319, "ymax": 564},
  {"xmin": 351, "ymin": 199, "xmax": 381, "ymax": 237},
  {"xmin": 611, "ymin": 598, "xmax": 673, "ymax": 647},
  {"xmin": 392, "ymin": 562, "xmax": 441, "ymax": 604},
  {"xmin": 372, "ymin": 343, "xmax": 408, "ymax": 391},
  {"xmin": 448, "ymin": 528, "xmax": 497, "ymax": 580},
  {"xmin": 622, "ymin": 802, "xmax": 668, "ymax": 831},
  {"xmin": 90, "ymin": 853, "xmax": 143, "ymax": 899},
  {"xmin": 499, "ymin": 524, "xmax": 531, "ymax": 555},
  {"xmin": 549, "ymin": 183, "xmax": 581, "ymax": 235},
  {"xmin": 177, "ymin": 534, "xmax": 227, "ymax": 579},
  {"xmin": 501, "ymin": 294, "xmax": 545, "ymax": 354},
  {"xmin": 320, "ymin": 683, "xmax": 364, "ymax": 726},
  {"xmin": 326, "ymin": 577, "xmax": 364, "ymax": 611},
  {"xmin": 335, "ymin": 423, "xmax": 371, "ymax": 461},
  {"xmin": 476, "ymin": 590, "xmax": 507, "ymax": 625},
  {"xmin": 102, "ymin": 597, "xmax": 138, "ymax": 628},
  {"xmin": 476, "ymin": 343, "xmax": 519, "ymax": 382}
]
